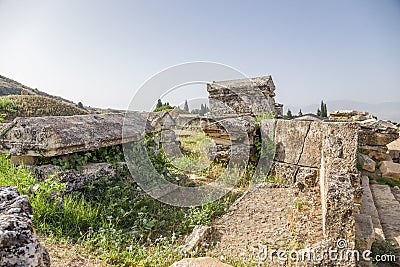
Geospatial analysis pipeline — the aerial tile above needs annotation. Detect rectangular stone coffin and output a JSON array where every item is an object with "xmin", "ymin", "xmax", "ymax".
[{"xmin": 0, "ymin": 112, "xmax": 149, "ymax": 157}]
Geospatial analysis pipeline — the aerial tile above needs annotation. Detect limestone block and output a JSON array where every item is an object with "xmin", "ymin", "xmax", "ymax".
[
  {"xmin": 10, "ymin": 155, "xmax": 38, "ymax": 165},
  {"xmin": 298, "ymin": 121, "xmax": 324, "ymax": 168},
  {"xmin": 181, "ymin": 225, "xmax": 211, "ymax": 254},
  {"xmin": 358, "ymin": 120, "xmax": 399, "ymax": 146},
  {"xmin": 387, "ymin": 138, "xmax": 400, "ymax": 162},
  {"xmin": 0, "ymin": 112, "xmax": 149, "ymax": 157},
  {"xmin": 359, "ymin": 154, "xmax": 376, "ymax": 172},
  {"xmin": 354, "ymin": 214, "xmax": 375, "ymax": 252},
  {"xmin": 329, "ymin": 110, "xmax": 376, "ymax": 121},
  {"xmin": 30, "ymin": 163, "xmax": 117, "ymax": 192},
  {"xmin": 379, "ymin": 161, "xmax": 400, "ymax": 180},
  {"xmin": 274, "ymin": 120, "xmax": 311, "ymax": 165},
  {"xmin": 359, "ymin": 145, "xmax": 388, "ymax": 161},
  {"xmin": 269, "ymin": 161, "xmax": 298, "ymax": 184},
  {"xmin": 0, "ymin": 186, "xmax": 50, "ymax": 266}
]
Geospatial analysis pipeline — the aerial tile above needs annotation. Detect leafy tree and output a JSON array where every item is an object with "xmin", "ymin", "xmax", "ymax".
[
  {"xmin": 317, "ymin": 108, "xmax": 321, "ymax": 116},
  {"xmin": 184, "ymin": 100, "xmax": 189, "ymax": 112},
  {"xmin": 286, "ymin": 109, "xmax": 293, "ymax": 119},
  {"xmin": 77, "ymin": 102, "xmax": 84, "ymax": 109}
]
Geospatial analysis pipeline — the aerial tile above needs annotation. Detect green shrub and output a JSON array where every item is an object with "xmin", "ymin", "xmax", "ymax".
[{"xmin": 0, "ymin": 153, "xmax": 240, "ymax": 266}]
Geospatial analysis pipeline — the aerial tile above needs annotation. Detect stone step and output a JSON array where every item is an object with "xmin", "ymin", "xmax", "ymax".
[
  {"xmin": 370, "ymin": 184, "xmax": 400, "ymax": 254},
  {"xmin": 360, "ymin": 176, "xmax": 385, "ymax": 240},
  {"xmin": 354, "ymin": 213, "xmax": 375, "ymax": 251}
]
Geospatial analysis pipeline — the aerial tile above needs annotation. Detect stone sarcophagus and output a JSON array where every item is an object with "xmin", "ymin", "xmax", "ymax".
[
  {"xmin": 207, "ymin": 76, "xmax": 277, "ymax": 116},
  {"xmin": 0, "ymin": 112, "xmax": 149, "ymax": 158}
]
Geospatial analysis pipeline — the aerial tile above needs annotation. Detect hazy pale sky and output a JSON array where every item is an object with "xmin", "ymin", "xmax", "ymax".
[{"xmin": 0, "ymin": 0, "xmax": 399, "ymax": 111}]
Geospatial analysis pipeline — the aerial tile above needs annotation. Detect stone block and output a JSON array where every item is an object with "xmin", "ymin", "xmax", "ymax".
[
  {"xmin": 0, "ymin": 186, "xmax": 50, "ymax": 266},
  {"xmin": 0, "ymin": 112, "xmax": 149, "ymax": 157},
  {"xmin": 359, "ymin": 145, "xmax": 388, "ymax": 162},
  {"xmin": 274, "ymin": 120, "xmax": 311, "ymax": 164},
  {"xmin": 379, "ymin": 161, "xmax": 400, "ymax": 180},
  {"xmin": 359, "ymin": 153, "xmax": 376, "ymax": 172}
]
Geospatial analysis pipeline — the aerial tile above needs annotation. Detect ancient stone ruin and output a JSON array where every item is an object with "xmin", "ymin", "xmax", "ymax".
[{"xmin": 0, "ymin": 75, "xmax": 399, "ymax": 266}]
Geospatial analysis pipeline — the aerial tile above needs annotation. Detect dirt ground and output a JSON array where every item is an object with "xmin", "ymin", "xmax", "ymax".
[{"xmin": 40, "ymin": 236, "xmax": 105, "ymax": 267}]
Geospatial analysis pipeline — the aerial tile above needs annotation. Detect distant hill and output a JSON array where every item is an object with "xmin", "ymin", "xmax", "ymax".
[
  {"xmin": 0, "ymin": 75, "xmax": 75, "ymax": 105},
  {"xmin": 0, "ymin": 95, "xmax": 88, "ymax": 122},
  {"xmin": 0, "ymin": 75, "xmax": 90, "ymax": 122},
  {"xmin": 286, "ymin": 100, "xmax": 400, "ymax": 122}
]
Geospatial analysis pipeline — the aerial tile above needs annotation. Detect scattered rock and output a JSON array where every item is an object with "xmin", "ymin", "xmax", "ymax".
[
  {"xmin": 359, "ymin": 120, "xmax": 399, "ymax": 146},
  {"xmin": 379, "ymin": 161, "xmax": 400, "ymax": 180},
  {"xmin": 359, "ymin": 153, "xmax": 376, "ymax": 172},
  {"xmin": 170, "ymin": 257, "xmax": 232, "ymax": 267},
  {"xmin": 387, "ymin": 138, "xmax": 400, "ymax": 163},
  {"xmin": 30, "ymin": 163, "xmax": 117, "ymax": 192},
  {"xmin": 359, "ymin": 145, "xmax": 388, "ymax": 162},
  {"xmin": 329, "ymin": 110, "xmax": 376, "ymax": 122},
  {"xmin": 0, "ymin": 186, "xmax": 50, "ymax": 267},
  {"xmin": 181, "ymin": 225, "xmax": 212, "ymax": 255}
]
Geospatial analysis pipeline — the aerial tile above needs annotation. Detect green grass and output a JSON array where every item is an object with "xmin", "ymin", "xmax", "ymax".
[
  {"xmin": 0, "ymin": 154, "xmax": 240, "ymax": 266},
  {"xmin": 369, "ymin": 174, "xmax": 400, "ymax": 188},
  {"xmin": 0, "ymin": 95, "xmax": 87, "ymax": 122}
]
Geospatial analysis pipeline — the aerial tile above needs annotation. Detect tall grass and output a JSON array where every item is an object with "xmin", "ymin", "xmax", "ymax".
[{"xmin": 0, "ymin": 154, "xmax": 240, "ymax": 266}]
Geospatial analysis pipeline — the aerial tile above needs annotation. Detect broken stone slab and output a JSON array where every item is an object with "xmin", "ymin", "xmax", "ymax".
[
  {"xmin": 207, "ymin": 76, "xmax": 276, "ymax": 116},
  {"xmin": 0, "ymin": 186, "xmax": 50, "ymax": 267},
  {"xmin": 274, "ymin": 120, "xmax": 311, "ymax": 165},
  {"xmin": 379, "ymin": 161, "xmax": 400, "ymax": 180},
  {"xmin": 354, "ymin": 213, "xmax": 375, "ymax": 252},
  {"xmin": 328, "ymin": 110, "xmax": 376, "ymax": 122},
  {"xmin": 181, "ymin": 225, "xmax": 212, "ymax": 255},
  {"xmin": 170, "ymin": 257, "xmax": 232, "ymax": 267},
  {"xmin": 0, "ymin": 112, "xmax": 150, "ymax": 158},
  {"xmin": 359, "ymin": 153, "xmax": 376, "ymax": 172},
  {"xmin": 387, "ymin": 138, "xmax": 400, "ymax": 162},
  {"xmin": 298, "ymin": 121, "xmax": 324, "ymax": 167},
  {"xmin": 358, "ymin": 120, "xmax": 399, "ymax": 146},
  {"xmin": 29, "ymin": 163, "xmax": 118, "ymax": 192},
  {"xmin": 359, "ymin": 145, "xmax": 388, "ymax": 162}
]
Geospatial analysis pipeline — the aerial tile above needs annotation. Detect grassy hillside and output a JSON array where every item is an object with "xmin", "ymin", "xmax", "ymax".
[
  {"xmin": 0, "ymin": 74, "xmax": 76, "ymax": 104},
  {"xmin": 0, "ymin": 95, "xmax": 88, "ymax": 122}
]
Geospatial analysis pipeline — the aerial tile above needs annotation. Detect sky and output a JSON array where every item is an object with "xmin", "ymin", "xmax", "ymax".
[{"xmin": 0, "ymin": 0, "xmax": 399, "ymax": 113}]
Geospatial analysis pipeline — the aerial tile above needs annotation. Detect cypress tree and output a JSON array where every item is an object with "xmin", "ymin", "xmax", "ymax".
[
  {"xmin": 286, "ymin": 109, "xmax": 293, "ymax": 119},
  {"xmin": 184, "ymin": 100, "xmax": 189, "ymax": 112},
  {"xmin": 156, "ymin": 99, "xmax": 163, "ymax": 109}
]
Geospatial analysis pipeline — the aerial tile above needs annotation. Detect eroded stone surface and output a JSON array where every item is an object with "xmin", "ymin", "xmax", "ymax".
[
  {"xmin": 329, "ymin": 110, "xmax": 376, "ymax": 122},
  {"xmin": 0, "ymin": 113, "xmax": 149, "ymax": 157},
  {"xmin": 207, "ymin": 76, "xmax": 276, "ymax": 116},
  {"xmin": 359, "ymin": 153, "xmax": 376, "ymax": 172},
  {"xmin": 359, "ymin": 145, "xmax": 388, "ymax": 162},
  {"xmin": 0, "ymin": 186, "xmax": 50, "ymax": 267},
  {"xmin": 320, "ymin": 122, "xmax": 360, "ymax": 249},
  {"xmin": 274, "ymin": 120, "xmax": 311, "ymax": 164},
  {"xmin": 379, "ymin": 161, "xmax": 400, "ymax": 180},
  {"xmin": 30, "ymin": 163, "xmax": 118, "ymax": 192}
]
